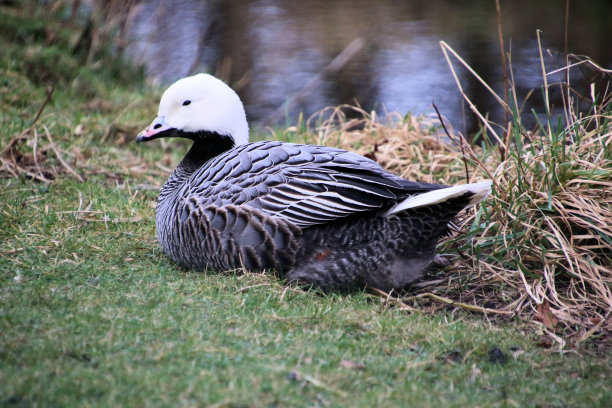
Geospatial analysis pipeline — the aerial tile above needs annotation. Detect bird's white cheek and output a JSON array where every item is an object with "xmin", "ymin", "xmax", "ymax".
[{"xmin": 165, "ymin": 110, "xmax": 189, "ymax": 130}]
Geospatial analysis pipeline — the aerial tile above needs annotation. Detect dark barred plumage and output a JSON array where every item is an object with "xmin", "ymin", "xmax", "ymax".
[{"xmin": 137, "ymin": 74, "xmax": 491, "ymax": 291}]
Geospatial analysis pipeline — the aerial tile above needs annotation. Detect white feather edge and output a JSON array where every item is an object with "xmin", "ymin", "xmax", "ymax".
[{"xmin": 385, "ymin": 180, "xmax": 493, "ymax": 216}]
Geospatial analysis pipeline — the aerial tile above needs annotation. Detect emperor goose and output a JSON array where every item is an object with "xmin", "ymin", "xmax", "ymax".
[{"xmin": 136, "ymin": 73, "xmax": 491, "ymax": 291}]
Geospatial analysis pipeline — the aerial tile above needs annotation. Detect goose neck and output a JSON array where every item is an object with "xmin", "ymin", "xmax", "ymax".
[{"xmin": 161, "ymin": 131, "xmax": 235, "ymax": 196}]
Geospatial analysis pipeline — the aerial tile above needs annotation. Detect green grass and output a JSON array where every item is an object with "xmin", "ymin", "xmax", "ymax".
[
  {"xmin": 1, "ymin": 2, "xmax": 612, "ymax": 407},
  {"xmin": 2, "ymin": 179, "xmax": 611, "ymax": 407}
]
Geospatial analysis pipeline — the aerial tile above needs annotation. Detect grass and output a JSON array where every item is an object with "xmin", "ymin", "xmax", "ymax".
[
  {"xmin": 2, "ymin": 178, "xmax": 612, "ymax": 407},
  {"xmin": 1, "ymin": 1, "xmax": 612, "ymax": 407}
]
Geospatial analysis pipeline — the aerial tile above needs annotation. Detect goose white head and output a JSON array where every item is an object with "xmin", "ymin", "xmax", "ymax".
[{"xmin": 136, "ymin": 73, "xmax": 249, "ymax": 146}]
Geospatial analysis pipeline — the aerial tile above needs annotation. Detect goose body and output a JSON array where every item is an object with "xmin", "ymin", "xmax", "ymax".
[{"xmin": 137, "ymin": 74, "xmax": 491, "ymax": 291}]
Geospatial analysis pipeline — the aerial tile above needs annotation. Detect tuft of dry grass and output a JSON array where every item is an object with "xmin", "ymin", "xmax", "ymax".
[
  {"xmin": 301, "ymin": 45, "xmax": 612, "ymax": 343},
  {"xmin": 306, "ymin": 105, "xmax": 481, "ymax": 185}
]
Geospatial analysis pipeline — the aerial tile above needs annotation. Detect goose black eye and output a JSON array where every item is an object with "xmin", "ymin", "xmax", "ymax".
[{"xmin": 182, "ymin": 100, "xmax": 191, "ymax": 106}]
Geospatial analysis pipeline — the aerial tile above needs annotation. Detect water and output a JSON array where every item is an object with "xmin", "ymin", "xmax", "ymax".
[{"xmin": 122, "ymin": 0, "xmax": 612, "ymax": 134}]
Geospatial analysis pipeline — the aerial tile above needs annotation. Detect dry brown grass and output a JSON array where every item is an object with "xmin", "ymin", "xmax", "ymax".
[
  {"xmin": 307, "ymin": 106, "xmax": 482, "ymax": 184},
  {"xmin": 301, "ymin": 53, "xmax": 612, "ymax": 344}
]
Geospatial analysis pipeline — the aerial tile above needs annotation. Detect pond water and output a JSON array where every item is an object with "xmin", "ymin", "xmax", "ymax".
[{"xmin": 122, "ymin": 0, "xmax": 612, "ymax": 134}]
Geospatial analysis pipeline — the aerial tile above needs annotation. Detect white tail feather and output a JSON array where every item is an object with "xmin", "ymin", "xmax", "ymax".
[{"xmin": 385, "ymin": 180, "xmax": 492, "ymax": 216}]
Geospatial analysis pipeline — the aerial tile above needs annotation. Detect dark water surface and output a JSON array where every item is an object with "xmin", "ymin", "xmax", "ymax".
[{"xmin": 122, "ymin": 0, "xmax": 612, "ymax": 134}]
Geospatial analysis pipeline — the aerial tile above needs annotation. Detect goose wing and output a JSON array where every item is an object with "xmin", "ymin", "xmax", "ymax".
[{"xmin": 187, "ymin": 141, "xmax": 443, "ymax": 228}]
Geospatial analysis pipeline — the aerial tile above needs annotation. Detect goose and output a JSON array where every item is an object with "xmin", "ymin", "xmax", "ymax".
[{"xmin": 136, "ymin": 73, "xmax": 492, "ymax": 291}]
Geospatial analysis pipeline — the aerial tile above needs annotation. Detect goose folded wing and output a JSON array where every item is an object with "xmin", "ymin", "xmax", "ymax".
[
  {"xmin": 187, "ymin": 141, "xmax": 445, "ymax": 229},
  {"xmin": 248, "ymin": 166, "xmax": 403, "ymax": 228}
]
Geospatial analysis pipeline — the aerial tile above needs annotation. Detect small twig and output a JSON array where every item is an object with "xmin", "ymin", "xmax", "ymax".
[
  {"xmin": 564, "ymin": 0, "xmax": 569, "ymax": 57},
  {"xmin": 495, "ymin": 0, "xmax": 509, "ymax": 129},
  {"xmin": 0, "ymin": 248, "xmax": 25, "ymax": 256},
  {"xmin": 0, "ymin": 157, "xmax": 19, "ymax": 178},
  {"xmin": 77, "ymin": 191, "xmax": 84, "ymax": 212},
  {"xmin": 32, "ymin": 128, "xmax": 51, "ymax": 183},
  {"xmin": 270, "ymin": 314, "xmax": 318, "ymax": 322},
  {"xmin": 439, "ymin": 41, "xmax": 506, "ymax": 147},
  {"xmin": 433, "ymin": 102, "xmax": 470, "ymax": 183},
  {"xmin": 294, "ymin": 371, "xmax": 348, "ymax": 398},
  {"xmin": 31, "ymin": 86, "xmax": 55, "ymax": 128},
  {"xmin": 0, "ymin": 87, "xmax": 55, "ymax": 158},
  {"xmin": 502, "ymin": 121, "xmax": 512, "ymax": 162},
  {"xmin": 1, "ymin": 87, "xmax": 57, "ymax": 183},
  {"xmin": 371, "ymin": 288, "xmax": 513, "ymax": 315},
  {"xmin": 279, "ymin": 285, "xmax": 290, "ymax": 303},
  {"xmin": 408, "ymin": 293, "xmax": 514, "ymax": 315},
  {"xmin": 495, "ymin": 0, "xmax": 511, "ymax": 161},
  {"xmin": 547, "ymin": 57, "xmax": 612, "ymax": 76},
  {"xmin": 0, "ymin": 134, "xmax": 26, "ymax": 159},
  {"xmin": 366, "ymin": 288, "xmax": 415, "ymax": 313},
  {"xmin": 439, "ymin": 41, "xmax": 510, "ymax": 112},
  {"xmin": 233, "ymin": 283, "xmax": 270, "ymax": 294},
  {"xmin": 430, "ymin": 103, "xmax": 499, "ymax": 189},
  {"xmin": 575, "ymin": 312, "xmax": 610, "ymax": 347},
  {"xmin": 43, "ymin": 125, "xmax": 85, "ymax": 182},
  {"xmin": 536, "ymin": 30, "xmax": 551, "ymax": 126},
  {"xmin": 544, "ymin": 328, "xmax": 567, "ymax": 351},
  {"xmin": 0, "ymin": 157, "xmax": 50, "ymax": 183}
]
